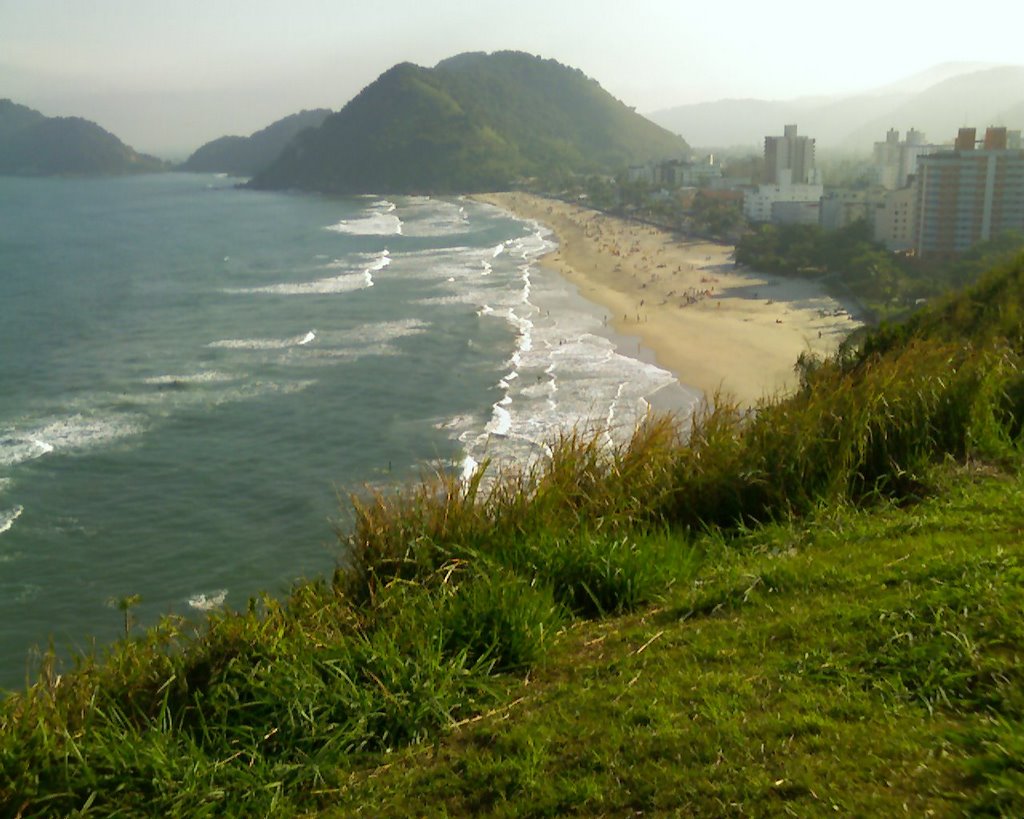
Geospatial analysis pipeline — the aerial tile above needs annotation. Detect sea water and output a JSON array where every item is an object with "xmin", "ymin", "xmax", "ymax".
[{"xmin": 0, "ymin": 173, "xmax": 699, "ymax": 690}]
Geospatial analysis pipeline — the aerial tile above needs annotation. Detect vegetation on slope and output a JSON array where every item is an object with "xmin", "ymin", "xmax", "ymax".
[
  {"xmin": 0, "ymin": 99, "xmax": 167, "ymax": 176},
  {"xmin": 332, "ymin": 467, "xmax": 1024, "ymax": 816},
  {"xmin": 251, "ymin": 52, "xmax": 688, "ymax": 194},
  {"xmin": 737, "ymin": 219, "xmax": 1024, "ymax": 321},
  {"xmin": 1, "ymin": 253, "xmax": 1023, "ymax": 815},
  {"xmin": 177, "ymin": 109, "xmax": 332, "ymax": 177}
]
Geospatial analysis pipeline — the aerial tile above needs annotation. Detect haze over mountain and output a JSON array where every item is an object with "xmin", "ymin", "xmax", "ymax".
[
  {"xmin": 178, "ymin": 109, "xmax": 332, "ymax": 177},
  {"xmin": 0, "ymin": 99, "xmax": 166, "ymax": 176},
  {"xmin": 250, "ymin": 51, "xmax": 688, "ymax": 194},
  {"xmin": 648, "ymin": 63, "xmax": 1024, "ymax": 150}
]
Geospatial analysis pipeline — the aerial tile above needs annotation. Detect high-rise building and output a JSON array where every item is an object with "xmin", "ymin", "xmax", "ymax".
[
  {"xmin": 744, "ymin": 124, "xmax": 823, "ymax": 223},
  {"xmin": 763, "ymin": 124, "xmax": 818, "ymax": 185},
  {"xmin": 871, "ymin": 128, "xmax": 942, "ymax": 190},
  {"xmin": 914, "ymin": 127, "xmax": 1024, "ymax": 257}
]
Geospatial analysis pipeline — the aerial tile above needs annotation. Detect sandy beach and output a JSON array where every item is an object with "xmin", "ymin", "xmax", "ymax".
[{"xmin": 475, "ymin": 192, "xmax": 862, "ymax": 407}]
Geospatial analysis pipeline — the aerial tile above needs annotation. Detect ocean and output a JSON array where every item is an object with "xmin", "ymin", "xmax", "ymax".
[{"xmin": 0, "ymin": 173, "xmax": 699, "ymax": 690}]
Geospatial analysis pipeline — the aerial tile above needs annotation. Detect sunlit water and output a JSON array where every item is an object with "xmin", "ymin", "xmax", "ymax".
[{"xmin": 0, "ymin": 173, "xmax": 698, "ymax": 689}]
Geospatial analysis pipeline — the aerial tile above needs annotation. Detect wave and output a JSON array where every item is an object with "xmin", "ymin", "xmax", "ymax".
[
  {"xmin": 207, "ymin": 331, "xmax": 318, "ymax": 350},
  {"xmin": 0, "ymin": 505, "xmax": 23, "ymax": 537},
  {"xmin": 143, "ymin": 371, "xmax": 236, "ymax": 386},
  {"xmin": 448, "ymin": 208, "xmax": 698, "ymax": 487},
  {"xmin": 188, "ymin": 589, "xmax": 228, "ymax": 611},
  {"xmin": 224, "ymin": 273, "xmax": 371, "ymax": 296},
  {"xmin": 325, "ymin": 201, "xmax": 403, "ymax": 236},
  {"xmin": 399, "ymin": 199, "xmax": 474, "ymax": 237},
  {"xmin": 0, "ymin": 413, "xmax": 146, "ymax": 467},
  {"xmin": 485, "ymin": 402, "xmax": 512, "ymax": 437},
  {"xmin": 225, "ymin": 250, "xmax": 390, "ymax": 296}
]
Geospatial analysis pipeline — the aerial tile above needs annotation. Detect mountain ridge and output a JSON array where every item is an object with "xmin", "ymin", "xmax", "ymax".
[
  {"xmin": 0, "ymin": 99, "xmax": 166, "ymax": 176},
  {"xmin": 177, "ymin": 108, "xmax": 332, "ymax": 177},
  {"xmin": 250, "ymin": 51, "xmax": 689, "ymax": 194}
]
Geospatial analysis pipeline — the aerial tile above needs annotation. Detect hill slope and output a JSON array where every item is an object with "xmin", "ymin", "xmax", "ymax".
[
  {"xmin": 0, "ymin": 99, "xmax": 166, "ymax": 175},
  {"xmin": 177, "ymin": 108, "xmax": 332, "ymax": 177},
  {"xmin": 251, "ymin": 51, "xmax": 689, "ymax": 194}
]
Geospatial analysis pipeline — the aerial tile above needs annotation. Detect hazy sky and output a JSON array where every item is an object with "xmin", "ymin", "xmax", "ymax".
[{"xmin": 3, "ymin": 0, "xmax": 1021, "ymax": 158}]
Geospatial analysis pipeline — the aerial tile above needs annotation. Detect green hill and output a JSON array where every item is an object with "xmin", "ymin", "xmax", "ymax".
[
  {"xmin": 0, "ymin": 99, "xmax": 166, "ymax": 176},
  {"xmin": 250, "ymin": 51, "xmax": 689, "ymax": 194},
  {"xmin": 177, "ymin": 108, "xmax": 332, "ymax": 177},
  {"xmin": 2, "ymin": 246, "xmax": 1023, "ymax": 814}
]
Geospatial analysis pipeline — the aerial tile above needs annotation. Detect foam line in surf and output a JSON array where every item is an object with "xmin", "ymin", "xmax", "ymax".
[
  {"xmin": 0, "ymin": 414, "xmax": 145, "ymax": 467},
  {"xmin": 188, "ymin": 589, "xmax": 228, "ymax": 610},
  {"xmin": 207, "ymin": 331, "xmax": 317, "ymax": 350},
  {"xmin": 144, "ymin": 371, "xmax": 235, "ymax": 386},
  {"xmin": 364, "ymin": 249, "xmax": 390, "ymax": 287},
  {"xmin": 0, "ymin": 505, "xmax": 23, "ymax": 536},
  {"xmin": 485, "ymin": 403, "xmax": 512, "ymax": 437},
  {"xmin": 325, "ymin": 202, "xmax": 403, "ymax": 236}
]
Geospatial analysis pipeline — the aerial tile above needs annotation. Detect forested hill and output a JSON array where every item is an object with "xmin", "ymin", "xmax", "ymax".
[
  {"xmin": 250, "ymin": 51, "xmax": 689, "ymax": 194},
  {"xmin": 177, "ymin": 108, "xmax": 332, "ymax": 177},
  {"xmin": 0, "ymin": 99, "xmax": 166, "ymax": 176}
]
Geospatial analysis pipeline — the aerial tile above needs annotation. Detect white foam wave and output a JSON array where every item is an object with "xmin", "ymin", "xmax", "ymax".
[
  {"xmin": 188, "ymin": 589, "xmax": 228, "ymax": 611},
  {"xmin": 207, "ymin": 331, "xmax": 318, "ymax": 350},
  {"xmin": 0, "ymin": 505, "xmax": 23, "ymax": 536},
  {"xmin": 144, "ymin": 371, "xmax": 236, "ymax": 385},
  {"xmin": 459, "ymin": 455, "xmax": 479, "ymax": 483},
  {"xmin": 224, "ymin": 253, "xmax": 388, "ymax": 297},
  {"xmin": 0, "ymin": 413, "xmax": 145, "ymax": 467},
  {"xmin": 225, "ymin": 272, "xmax": 371, "ymax": 296},
  {"xmin": 485, "ymin": 403, "xmax": 512, "ymax": 437},
  {"xmin": 325, "ymin": 202, "xmax": 403, "ymax": 236},
  {"xmin": 398, "ymin": 199, "xmax": 473, "ymax": 237},
  {"xmin": 364, "ymin": 250, "xmax": 390, "ymax": 287},
  {"xmin": 346, "ymin": 318, "xmax": 430, "ymax": 345},
  {"xmin": 435, "ymin": 414, "xmax": 475, "ymax": 431}
]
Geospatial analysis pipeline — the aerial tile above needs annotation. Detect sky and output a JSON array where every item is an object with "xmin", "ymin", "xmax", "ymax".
[{"xmin": 2, "ymin": 0, "xmax": 1022, "ymax": 158}]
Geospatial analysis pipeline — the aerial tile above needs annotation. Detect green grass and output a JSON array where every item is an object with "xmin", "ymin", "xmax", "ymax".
[{"xmin": 327, "ymin": 467, "xmax": 1024, "ymax": 817}]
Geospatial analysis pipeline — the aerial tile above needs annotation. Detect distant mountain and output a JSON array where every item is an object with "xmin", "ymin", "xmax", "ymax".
[
  {"xmin": 843, "ymin": 66, "xmax": 1024, "ymax": 147},
  {"xmin": 645, "ymin": 98, "xmax": 822, "ymax": 149},
  {"xmin": 648, "ymin": 64, "xmax": 1024, "ymax": 150},
  {"xmin": 178, "ymin": 108, "xmax": 332, "ymax": 177},
  {"xmin": 251, "ymin": 51, "xmax": 688, "ymax": 194},
  {"xmin": 0, "ymin": 99, "xmax": 166, "ymax": 176}
]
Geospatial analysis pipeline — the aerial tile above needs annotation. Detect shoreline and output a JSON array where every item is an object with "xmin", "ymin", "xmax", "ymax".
[{"xmin": 473, "ymin": 192, "xmax": 863, "ymax": 407}]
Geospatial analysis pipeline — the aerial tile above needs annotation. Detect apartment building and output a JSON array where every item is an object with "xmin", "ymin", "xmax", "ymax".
[{"xmin": 915, "ymin": 127, "xmax": 1024, "ymax": 257}]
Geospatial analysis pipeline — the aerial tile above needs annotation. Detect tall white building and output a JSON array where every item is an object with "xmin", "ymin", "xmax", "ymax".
[
  {"xmin": 763, "ymin": 124, "xmax": 819, "ymax": 185},
  {"xmin": 744, "ymin": 124, "xmax": 822, "ymax": 223},
  {"xmin": 871, "ymin": 129, "xmax": 942, "ymax": 190}
]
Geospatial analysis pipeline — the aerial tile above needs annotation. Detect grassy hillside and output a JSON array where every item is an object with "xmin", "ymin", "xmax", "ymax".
[
  {"xmin": 331, "ymin": 467, "xmax": 1024, "ymax": 816},
  {"xmin": 251, "ymin": 52, "xmax": 688, "ymax": 194},
  {"xmin": 1, "ymin": 252, "xmax": 1023, "ymax": 815}
]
